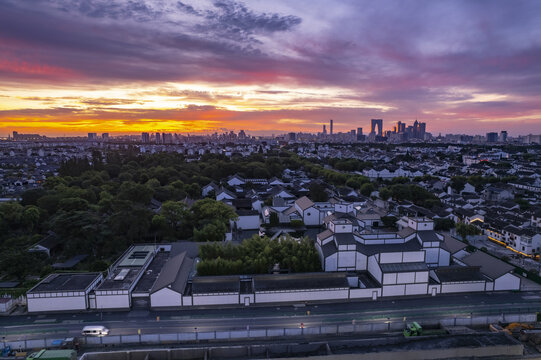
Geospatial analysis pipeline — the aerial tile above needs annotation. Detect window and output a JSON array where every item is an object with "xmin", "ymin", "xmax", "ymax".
[{"xmin": 307, "ymin": 212, "xmax": 311, "ymax": 216}]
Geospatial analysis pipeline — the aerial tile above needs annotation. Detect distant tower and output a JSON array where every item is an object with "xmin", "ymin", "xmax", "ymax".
[
  {"xmin": 141, "ymin": 132, "xmax": 150, "ymax": 143},
  {"xmin": 155, "ymin": 132, "xmax": 161, "ymax": 144},
  {"xmin": 102, "ymin": 133, "xmax": 109, "ymax": 141},
  {"xmin": 419, "ymin": 122, "xmax": 426, "ymax": 140},
  {"xmin": 323, "ymin": 124, "xmax": 327, "ymax": 135},
  {"xmin": 486, "ymin": 132, "xmax": 498, "ymax": 143},
  {"xmin": 371, "ymin": 119, "xmax": 383, "ymax": 136},
  {"xmin": 500, "ymin": 131, "xmax": 508, "ymax": 143},
  {"xmin": 357, "ymin": 127, "xmax": 363, "ymax": 141},
  {"xmin": 330, "ymin": 119, "xmax": 334, "ymax": 135}
]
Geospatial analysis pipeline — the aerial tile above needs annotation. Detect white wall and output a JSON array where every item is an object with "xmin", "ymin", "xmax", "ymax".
[
  {"xmin": 337, "ymin": 251, "xmax": 356, "ymax": 269},
  {"xmin": 350, "ymin": 288, "xmax": 381, "ymax": 299},
  {"xmin": 150, "ymin": 287, "xmax": 181, "ymax": 308},
  {"xmin": 441, "ymin": 282, "xmax": 485, "ymax": 293},
  {"xmin": 255, "ymin": 289, "xmax": 349, "ymax": 303},
  {"xmin": 96, "ymin": 294, "xmax": 130, "ymax": 309},
  {"xmin": 402, "ymin": 251, "xmax": 425, "ymax": 262},
  {"xmin": 397, "ymin": 272, "xmax": 416, "ymax": 284},
  {"xmin": 193, "ymin": 294, "xmax": 239, "ymax": 306},
  {"xmin": 405, "ymin": 283, "xmax": 428, "ymax": 295},
  {"xmin": 303, "ymin": 207, "xmax": 320, "ymax": 226},
  {"xmin": 182, "ymin": 296, "xmax": 192, "ymax": 306},
  {"xmin": 415, "ymin": 271, "xmax": 429, "ymax": 283},
  {"xmin": 383, "ymin": 273, "xmax": 397, "ymax": 285},
  {"xmin": 382, "ymin": 284, "xmax": 405, "ymax": 297},
  {"xmin": 368, "ymin": 256, "xmax": 382, "ymax": 283},
  {"xmin": 438, "ymin": 250, "xmax": 450, "ymax": 267},
  {"xmin": 28, "ymin": 296, "xmax": 86, "ymax": 312},
  {"xmin": 424, "ymin": 247, "xmax": 440, "ymax": 264},
  {"xmin": 355, "ymin": 253, "xmax": 367, "ymax": 271},
  {"xmin": 325, "ymin": 253, "xmax": 338, "ymax": 272},
  {"xmin": 380, "ymin": 252, "xmax": 403, "ymax": 264},
  {"xmin": 494, "ymin": 273, "xmax": 520, "ymax": 291}
]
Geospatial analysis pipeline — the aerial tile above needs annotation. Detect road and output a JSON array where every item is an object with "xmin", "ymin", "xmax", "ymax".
[{"xmin": 1, "ymin": 291, "xmax": 540, "ymax": 342}]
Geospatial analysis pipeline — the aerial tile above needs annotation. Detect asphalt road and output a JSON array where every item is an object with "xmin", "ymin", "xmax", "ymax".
[{"xmin": 1, "ymin": 291, "xmax": 540, "ymax": 342}]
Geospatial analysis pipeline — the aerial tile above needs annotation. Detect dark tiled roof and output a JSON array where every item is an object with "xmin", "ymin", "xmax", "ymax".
[
  {"xmin": 435, "ymin": 266, "xmax": 486, "ymax": 282},
  {"xmin": 379, "ymin": 262, "xmax": 427, "ymax": 273},
  {"xmin": 254, "ymin": 272, "xmax": 348, "ymax": 291},
  {"xmin": 461, "ymin": 251, "xmax": 514, "ymax": 280}
]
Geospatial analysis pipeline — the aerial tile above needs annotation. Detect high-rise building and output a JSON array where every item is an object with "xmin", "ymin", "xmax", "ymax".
[
  {"xmin": 486, "ymin": 132, "xmax": 498, "ymax": 143},
  {"xmin": 162, "ymin": 133, "xmax": 173, "ymax": 144},
  {"xmin": 323, "ymin": 124, "xmax": 327, "ymax": 135},
  {"xmin": 155, "ymin": 132, "xmax": 161, "ymax": 144},
  {"xmin": 357, "ymin": 127, "xmax": 363, "ymax": 136},
  {"xmin": 88, "ymin": 133, "xmax": 97, "ymax": 141},
  {"xmin": 419, "ymin": 122, "xmax": 426, "ymax": 139},
  {"xmin": 238, "ymin": 130, "xmax": 246, "ymax": 139},
  {"xmin": 500, "ymin": 131, "xmax": 508, "ymax": 143},
  {"xmin": 370, "ymin": 119, "xmax": 383, "ymax": 136},
  {"xmin": 288, "ymin": 132, "xmax": 296, "ymax": 141},
  {"xmin": 102, "ymin": 133, "xmax": 109, "ymax": 141},
  {"xmin": 141, "ymin": 132, "xmax": 150, "ymax": 143},
  {"xmin": 330, "ymin": 119, "xmax": 334, "ymax": 135}
]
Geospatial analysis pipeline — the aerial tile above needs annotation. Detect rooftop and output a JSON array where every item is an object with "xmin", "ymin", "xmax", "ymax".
[
  {"xmin": 29, "ymin": 273, "xmax": 101, "ymax": 293},
  {"xmin": 254, "ymin": 272, "xmax": 349, "ymax": 292},
  {"xmin": 380, "ymin": 262, "xmax": 428, "ymax": 273}
]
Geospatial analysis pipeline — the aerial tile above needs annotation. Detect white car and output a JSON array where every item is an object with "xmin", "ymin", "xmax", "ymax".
[{"xmin": 81, "ymin": 325, "xmax": 109, "ymax": 337}]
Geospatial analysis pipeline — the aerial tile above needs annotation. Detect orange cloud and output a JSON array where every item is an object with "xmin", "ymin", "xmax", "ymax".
[{"xmin": 0, "ymin": 57, "xmax": 78, "ymax": 78}]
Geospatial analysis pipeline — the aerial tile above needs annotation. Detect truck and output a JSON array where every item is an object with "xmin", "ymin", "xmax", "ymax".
[
  {"xmin": 25, "ymin": 349, "xmax": 76, "ymax": 360},
  {"xmin": 404, "ymin": 322, "xmax": 423, "ymax": 336},
  {"xmin": 403, "ymin": 322, "xmax": 448, "ymax": 337}
]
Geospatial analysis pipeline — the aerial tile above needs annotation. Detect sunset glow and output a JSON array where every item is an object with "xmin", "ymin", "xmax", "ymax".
[{"xmin": 1, "ymin": 0, "xmax": 541, "ymax": 136}]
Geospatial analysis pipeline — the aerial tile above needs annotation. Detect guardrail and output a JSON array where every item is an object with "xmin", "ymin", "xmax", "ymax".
[{"xmin": 3, "ymin": 311, "xmax": 537, "ymax": 352}]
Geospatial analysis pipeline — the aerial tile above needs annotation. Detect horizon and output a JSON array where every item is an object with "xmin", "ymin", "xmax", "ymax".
[{"xmin": 1, "ymin": 0, "xmax": 541, "ymax": 136}]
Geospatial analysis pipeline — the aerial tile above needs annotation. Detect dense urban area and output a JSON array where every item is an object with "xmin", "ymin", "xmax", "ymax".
[{"xmin": 1, "ymin": 126, "xmax": 541, "ymax": 359}]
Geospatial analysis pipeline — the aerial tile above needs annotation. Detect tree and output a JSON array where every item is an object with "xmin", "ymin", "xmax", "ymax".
[
  {"xmin": 456, "ymin": 223, "xmax": 480, "ymax": 240},
  {"xmin": 381, "ymin": 216, "xmax": 397, "ymax": 229},
  {"xmin": 22, "ymin": 206, "xmax": 40, "ymax": 231},
  {"xmin": 360, "ymin": 183, "xmax": 375, "ymax": 196},
  {"xmin": 434, "ymin": 218, "xmax": 455, "ymax": 231},
  {"xmin": 269, "ymin": 212, "xmax": 279, "ymax": 227},
  {"xmin": 309, "ymin": 182, "xmax": 328, "ymax": 202},
  {"xmin": 191, "ymin": 198, "xmax": 238, "ymax": 227},
  {"xmin": 193, "ymin": 221, "xmax": 227, "ymax": 242},
  {"xmin": 379, "ymin": 187, "xmax": 391, "ymax": 200}
]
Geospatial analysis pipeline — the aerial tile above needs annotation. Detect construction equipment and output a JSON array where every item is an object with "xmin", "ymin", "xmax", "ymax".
[
  {"xmin": 404, "ymin": 322, "xmax": 448, "ymax": 337},
  {"xmin": 404, "ymin": 322, "xmax": 423, "ymax": 336}
]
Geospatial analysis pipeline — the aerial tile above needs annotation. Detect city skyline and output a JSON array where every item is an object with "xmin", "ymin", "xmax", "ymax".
[{"xmin": 1, "ymin": 0, "xmax": 541, "ymax": 136}]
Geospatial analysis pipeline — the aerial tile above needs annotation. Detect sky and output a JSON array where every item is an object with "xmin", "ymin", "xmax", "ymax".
[{"xmin": 1, "ymin": 0, "xmax": 541, "ymax": 137}]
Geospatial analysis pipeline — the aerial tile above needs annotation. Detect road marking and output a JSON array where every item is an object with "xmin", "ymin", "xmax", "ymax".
[
  {"xmin": 34, "ymin": 319, "xmax": 55, "ymax": 323},
  {"xmin": 522, "ymin": 295, "xmax": 541, "ymax": 300}
]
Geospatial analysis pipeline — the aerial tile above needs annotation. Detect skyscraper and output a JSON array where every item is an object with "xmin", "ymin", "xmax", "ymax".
[
  {"xmin": 419, "ymin": 122, "xmax": 426, "ymax": 139},
  {"xmin": 486, "ymin": 132, "xmax": 498, "ymax": 143},
  {"xmin": 102, "ymin": 133, "xmax": 109, "ymax": 141},
  {"xmin": 370, "ymin": 119, "xmax": 383, "ymax": 136},
  {"xmin": 500, "ymin": 131, "xmax": 508, "ymax": 143},
  {"xmin": 141, "ymin": 132, "xmax": 150, "ymax": 143},
  {"xmin": 155, "ymin": 132, "xmax": 161, "ymax": 144},
  {"xmin": 323, "ymin": 124, "xmax": 327, "ymax": 135},
  {"xmin": 88, "ymin": 133, "xmax": 97, "ymax": 141},
  {"xmin": 330, "ymin": 119, "xmax": 333, "ymax": 135}
]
